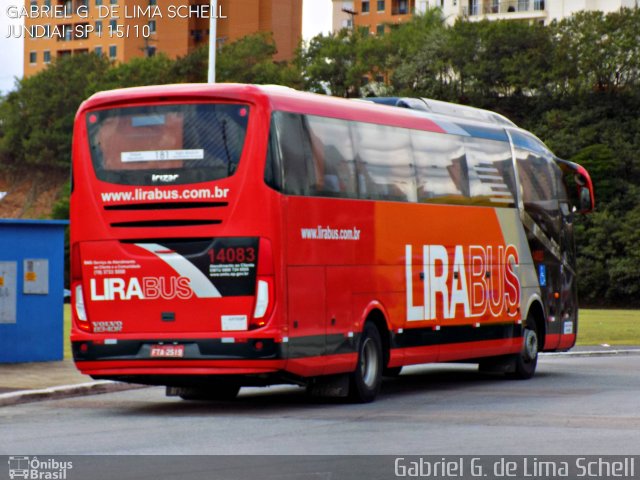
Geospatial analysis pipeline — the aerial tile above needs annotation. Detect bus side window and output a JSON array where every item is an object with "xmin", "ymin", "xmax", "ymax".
[
  {"xmin": 465, "ymin": 137, "xmax": 517, "ymax": 208},
  {"xmin": 274, "ymin": 112, "xmax": 317, "ymax": 196},
  {"xmin": 305, "ymin": 116, "xmax": 357, "ymax": 198},
  {"xmin": 264, "ymin": 118, "xmax": 283, "ymax": 192},
  {"xmin": 352, "ymin": 122, "xmax": 416, "ymax": 202},
  {"xmin": 516, "ymin": 150, "xmax": 561, "ymax": 241},
  {"xmin": 411, "ymin": 130, "xmax": 468, "ymax": 204}
]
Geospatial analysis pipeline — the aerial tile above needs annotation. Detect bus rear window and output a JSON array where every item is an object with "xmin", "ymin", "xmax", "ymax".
[{"xmin": 86, "ymin": 103, "xmax": 249, "ymax": 185}]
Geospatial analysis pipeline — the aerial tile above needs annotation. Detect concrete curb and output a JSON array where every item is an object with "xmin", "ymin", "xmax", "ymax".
[
  {"xmin": 0, "ymin": 381, "xmax": 146, "ymax": 407},
  {"xmin": 542, "ymin": 348, "xmax": 640, "ymax": 358}
]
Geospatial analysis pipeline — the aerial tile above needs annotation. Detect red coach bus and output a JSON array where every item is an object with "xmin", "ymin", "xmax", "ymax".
[{"xmin": 70, "ymin": 84, "xmax": 594, "ymax": 402}]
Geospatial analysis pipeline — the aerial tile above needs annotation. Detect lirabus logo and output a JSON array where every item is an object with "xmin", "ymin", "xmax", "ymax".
[{"xmin": 8, "ymin": 456, "xmax": 73, "ymax": 479}]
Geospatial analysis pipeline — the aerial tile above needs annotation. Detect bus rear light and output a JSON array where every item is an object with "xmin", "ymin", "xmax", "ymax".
[
  {"xmin": 253, "ymin": 279, "xmax": 270, "ymax": 318},
  {"xmin": 74, "ymin": 284, "xmax": 91, "ymax": 331},
  {"xmin": 250, "ymin": 238, "xmax": 275, "ymax": 330},
  {"xmin": 251, "ymin": 277, "xmax": 274, "ymax": 329}
]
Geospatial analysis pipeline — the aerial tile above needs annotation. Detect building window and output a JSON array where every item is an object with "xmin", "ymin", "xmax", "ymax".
[
  {"xmin": 44, "ymin": 0, "xmax": 51, "ymax": 6},
  {"xmin": 29, "ymin": 51, "xmax": 37, "ymax": 64},
  {"xmin": 376, "ymin": 24, "xmax": 384, "ymax": 35},
  {"xmin": 469, "ymin": 0, "xmax": 479, "ymax": 15},
  {"xmin": 110, "ymin": 0, "xmax": 117, "ymax": 4},
  {"xmin": 148, "ymin": 20, "xmax": 156, "ymax": 33},
  {"xmin": 377, "ymin": 0, "xmax": 385, "ymax": 11},
  {"xmin": 95, "ymin": 46, "xmax": 102, "ymax": 56},
  {"xmin": 95, "ymin": 20, "xmax": 102, "ymax": 35},
  {"xmin": 146, "ymin": 46, "xmax": 156, "ymax": 57},
  {"xmin": 75, "ymin": 23, "xmax": 89, "ymax": 39},
  {"xmin": 96, "ymin": 0, "xmax": 102, "ymax": 4},
  {"xmin": 149, "ymin": 0, "xmax": 157, "ymax": 4},
  {"xmin": 30, "ymin": 0, "xmax": 37, "ymax": 6},
  {"xmin": 58, "ymin": 24, "xmax": 73, "ymax": 41},
  {"xmin": 63, "ymin": 0, "xmax": 72, "ymax": 14},
  {"xmin": 109, "ymin": 19, "xmax": 117, "ymax": 31},
  {"xmin": 362, "ymin": 0, "xmax": 370, "ymax": 13},
  {"xmin": 44, "ymin": 50, "xmax": 51, "ymax": 63},
  {"xmin": 109, "ymin": 45, "xmax": 116, "ymax": 58}
]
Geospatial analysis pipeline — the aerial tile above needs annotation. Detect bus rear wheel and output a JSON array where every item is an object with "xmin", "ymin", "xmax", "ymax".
[
  {"xmin": 349, "ymin": 323, "xmax": 383, "ymax": 403},
  {"xmin": 508, "ymin": 314, "xmax": 539, "ymax": 380}
]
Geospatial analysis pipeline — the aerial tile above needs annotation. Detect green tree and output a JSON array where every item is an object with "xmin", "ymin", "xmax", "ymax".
[
  {"xmin": 96, "ymin": 53, "xmax": 178, "ymax": 91},
  {"xmin": 552, "ymin": 9, "xmax": 640, "ymax": 93},
  {"xmin": 388, "ymin": 10, "xmax": 449, "ymax": 98},
  {"xmin": 299, "ymin": 27, "xmax": 388, "ymax": 98},
  {"xmin": 0, "ymin": 53, "xmax": 111, "ymax": 172},
  {"xmin": 216, "ymin": 32, "xmax": 302, "ymax": 86}
]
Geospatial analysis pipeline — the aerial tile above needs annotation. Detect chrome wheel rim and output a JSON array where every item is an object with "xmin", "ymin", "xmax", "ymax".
[
  {"xmin": 523, "ymin": 328, "xmax": 538, "ymax": 362},
  {"xmin": 360, "ymin": 338, "xmax": 379, "ymax": 388}
]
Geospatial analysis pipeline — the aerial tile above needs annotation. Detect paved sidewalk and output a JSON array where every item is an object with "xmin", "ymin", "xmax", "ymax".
[
  {"xmin": 0, "ymin": 359, "xmax": 142, "ymax": 406},
  {"xmin": 0, "ymin": 359, "xmax": 90, "ymax": 394}
]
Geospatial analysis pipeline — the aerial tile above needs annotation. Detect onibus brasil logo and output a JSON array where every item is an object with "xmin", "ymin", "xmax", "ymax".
[{"xmin": 8, "ymin": 457, "xmax": 72, "ymax": 479}]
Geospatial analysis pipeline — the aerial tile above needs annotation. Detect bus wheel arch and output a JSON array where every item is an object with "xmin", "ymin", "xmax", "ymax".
[
  {"xmin": 509, "ymin": 301, "xmax": 545, "ymax": 380},
  {"xmin": 526, "ymin": 300, "xmax": 546, "ymax": 352}
]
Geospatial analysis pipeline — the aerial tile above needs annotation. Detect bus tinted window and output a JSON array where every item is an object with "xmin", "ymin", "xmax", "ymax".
[
  {"xmin": 352, "ymin": 122, "xmax": 417, "ymax": 202},
  {"xmin": 305, "ymin": 116, "xmax": 357, "ymax": 198},
  {"xmin": 516, "ymin": 149, "xmax": 561, "ymax": 240},
  {"xmin": 86, "ymin": 103, "xmax": 249, "ymax": 186},
  {"xmin": 411, "ymin": 130, "xmax": 468, "ymax": 204},
  {"xmin": 271, "ymin": 111, "xmax": 518, "ymax": 209},
  {"xmin": 465, "ymin": 137, "xmax": 517, "ymax": 208},
  {"xmin": 273, "ymin": 112, "xmax": 316, "ymax": 196}
]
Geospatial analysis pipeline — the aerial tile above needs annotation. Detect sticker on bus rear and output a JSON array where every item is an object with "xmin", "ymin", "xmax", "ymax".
[{"xmin": 138, "ymin": 237, "xmax": 259, "ymax": 297}]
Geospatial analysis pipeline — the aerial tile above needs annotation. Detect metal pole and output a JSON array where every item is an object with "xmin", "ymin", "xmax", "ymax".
[{"xmin": 208, "ymin": 0, "xmax": 217, "ymax": 83}]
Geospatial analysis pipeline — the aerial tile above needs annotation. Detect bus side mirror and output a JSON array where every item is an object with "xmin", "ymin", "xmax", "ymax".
[
  {"xmin": 556, "ymin": 158, "xmax": 595, "ymax": 214},
  {"xmin": 579, "ymin": 185, "xmax": 593, "ymax": 213},
  {"xmin": 574, "ymin": 171, "xmax": 595, "ymax": 214}
]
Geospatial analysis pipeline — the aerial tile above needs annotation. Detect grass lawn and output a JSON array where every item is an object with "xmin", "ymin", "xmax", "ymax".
[
  {"xmin": 64, "ymin": 304, "xmax": 71, "ymax": 360},
  {"xmin": 577, "ymin": 309, "xmax": 640, "ymax": 346}
]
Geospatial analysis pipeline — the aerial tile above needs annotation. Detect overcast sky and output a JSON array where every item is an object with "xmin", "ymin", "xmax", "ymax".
[{"xmin": 0, "ymin": 0, "xmax": 332, "ymax": 95}]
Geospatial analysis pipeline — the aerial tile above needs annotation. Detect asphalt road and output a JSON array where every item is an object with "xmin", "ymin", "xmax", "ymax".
[{"xmin": 1, "ymin": 354, "xmax": 639, "ymax": 456}]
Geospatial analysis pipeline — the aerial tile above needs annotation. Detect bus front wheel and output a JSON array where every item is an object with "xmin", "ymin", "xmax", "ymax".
[
  {"xmin": 508, "ymin": 314, "xmax": 539, "ymax": 380},
  {"xmin": 349, "ymin": 323, "xmax": 383, "ymax": 403}
]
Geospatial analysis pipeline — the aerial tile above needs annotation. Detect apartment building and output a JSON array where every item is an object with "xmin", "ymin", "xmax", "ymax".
[
  {"xmin": 333, "ymin": 0, "xmax": 638, "ymax": 32},
  {"xmin": 24, "ymin": 0, "xmax": 302, "ymax": 76}
]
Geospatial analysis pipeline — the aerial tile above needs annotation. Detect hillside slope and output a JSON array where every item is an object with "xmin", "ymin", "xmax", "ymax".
[{"xmin": 0, "ymin": 171, "xmax": 69, "ymax": 219}]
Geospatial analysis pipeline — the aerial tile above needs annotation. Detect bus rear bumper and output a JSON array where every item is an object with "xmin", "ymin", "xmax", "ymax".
[
  {"xmin": 72, "ymin": 338, "xmax": 289, "ymax": 386},
  {"xmin": 75, "ymin": 359, "xmax": 291, "ymax": 388}
]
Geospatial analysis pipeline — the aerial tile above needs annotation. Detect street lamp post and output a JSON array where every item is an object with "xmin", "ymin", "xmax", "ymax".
[{"xmin": 208, "ymin": 0, "xmax": 217, "ymax": 83}]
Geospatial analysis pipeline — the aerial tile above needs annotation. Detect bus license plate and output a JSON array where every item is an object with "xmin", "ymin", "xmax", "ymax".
[{"xmin": 150, "ymin": 345, "xmax": 184, "ymax": 358}]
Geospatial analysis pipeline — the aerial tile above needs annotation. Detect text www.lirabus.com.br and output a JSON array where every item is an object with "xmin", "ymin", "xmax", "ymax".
[
  {"xmin": 301, "ymin": 226, "xmax": 361, "ymax": 241},
  {"xmin": 100, "ymin": 186, "xmax": 229, "ymax": 203}
]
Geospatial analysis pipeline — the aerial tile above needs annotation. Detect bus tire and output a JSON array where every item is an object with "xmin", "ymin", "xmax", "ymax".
[
  {"xmin": 176, "ymin": 384, "xmax": 241, "ymax": 401},
  {"xmin": 349, "ymin": 322, "xmax": 383, "ymax": 403},
  {"xmin": 508, "ymin": 314, "xmax": 539, "ymax": 380}
]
